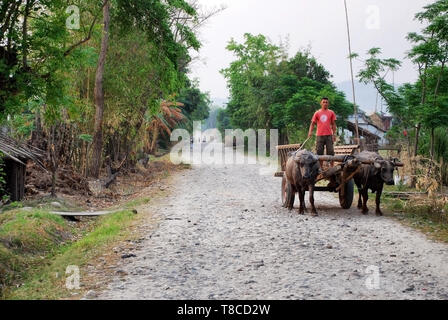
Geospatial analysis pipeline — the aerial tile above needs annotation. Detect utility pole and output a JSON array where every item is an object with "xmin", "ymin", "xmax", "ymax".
[{"xmin": 344, "ymin": 0, "xmax": 360, "ymax": 145}]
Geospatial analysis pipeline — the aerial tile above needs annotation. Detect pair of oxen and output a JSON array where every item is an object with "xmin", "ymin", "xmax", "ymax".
[{"xmin": 284, "ymin": 150, "xmax": 399, "ymax": 217}]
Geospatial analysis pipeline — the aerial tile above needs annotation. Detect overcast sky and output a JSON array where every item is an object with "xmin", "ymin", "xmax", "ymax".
[{"xmin": 188, "ymin": 0, "xmax": 434, "ymax": 105}]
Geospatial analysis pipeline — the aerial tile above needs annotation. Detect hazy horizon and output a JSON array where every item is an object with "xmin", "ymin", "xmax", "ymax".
[{"xmin": 189, "ymin": 0, "xmax": 433, "ymax": 113}]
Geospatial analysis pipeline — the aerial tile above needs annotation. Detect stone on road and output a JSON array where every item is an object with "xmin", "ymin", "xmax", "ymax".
[{"xmin": 94, "ymin": 159, "xmax": 448, "ymax": 300}]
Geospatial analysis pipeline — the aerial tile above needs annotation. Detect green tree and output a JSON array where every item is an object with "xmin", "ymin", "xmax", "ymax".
[
  {"xmin": 216, "ymin": 108, "xmax": 231, "ymax": 134},
  {"xmin": 282, "ymin": 78, "xmax": 352, "ymax": 144},
  {"xmin": 221, "ymin": 33, "xmax": 281, "ymax": 129},
  {"xmin": 357, "ymin": 0, "xmax": 448, "ymax": 158},
  {"xmin": 222, "ymin": 34, "xmax": 352, "ymax": 145},
  {"xmin": 89, "ymin": 0, "xmax": 201, "ymax": 177},
  {"xmin": 177, "ymin": 80, "xmax": 211, "ymax": 131},
  {"xmin": 0, "ymin": 0, "xmax": 103, "ymax": 120}
]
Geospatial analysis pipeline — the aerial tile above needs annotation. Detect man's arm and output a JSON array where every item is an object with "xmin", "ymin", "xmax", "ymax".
[
  {"xmin": 309, "ymin": 112, "xmax": 318, "ymax": 138},
  {"xmin": 308, "ymin": 121, "xmax": 316, "ymax": 138}
]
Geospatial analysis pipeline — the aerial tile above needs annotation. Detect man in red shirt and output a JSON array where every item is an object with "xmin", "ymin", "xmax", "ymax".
[{"xmin": 308, "ymin": 97, "xmax": 337, "ymax": 156}]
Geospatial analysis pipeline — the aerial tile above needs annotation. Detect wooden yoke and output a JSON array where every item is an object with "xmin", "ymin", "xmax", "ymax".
[{"xmin": 317, "ymin": 155, "xmax": 404, "ymax": 167}]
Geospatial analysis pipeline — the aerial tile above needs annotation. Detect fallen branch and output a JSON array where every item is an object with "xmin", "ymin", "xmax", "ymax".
[
  {"xmin": 103, "ymin": 154, "xmax": 128, "ymax": 188},
  {"xmin": 103, "ymin": 171, "xmax": 119, "ymax": 188},
  {"xmin": 383, "ymin": 191, "xmax": 428, "ymax": 200}
]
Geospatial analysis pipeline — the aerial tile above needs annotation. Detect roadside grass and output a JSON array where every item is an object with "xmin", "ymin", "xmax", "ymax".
[
  {"xmin": 382, "ymin": 194, "xmax": 448, "ymax": 243},
  {"xmin": 383, "ymin": 183, "xmax": 414, "ymax": 193},
  {"xmin": 1, "ymin": 155, "xmax": 186, "ymax": 300},
  {"xmin": 1, "ymin": 206, "xmax": 139, "ymax": 300},
  {"xmin": 0, "ymin": 208, "xmax": 75, "ymax": 298},
  {"xmin": 122, "ymin": 197, "xmax": 151, "ymax": 209}
]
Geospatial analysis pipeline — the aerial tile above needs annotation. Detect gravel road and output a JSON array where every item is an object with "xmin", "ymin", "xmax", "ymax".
[{"xmin": 93, "ymin": 149, "xmax": 448, "ymax": 300}]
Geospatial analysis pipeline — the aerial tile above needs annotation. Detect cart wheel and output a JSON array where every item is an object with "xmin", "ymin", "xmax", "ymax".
[
  {"xmin": 339, "ymin": 179, "xmax": 354, "ymax": 209},
  {"xmin": 281, "ymin": 176, "xmax": 295, "ymax": 208}
]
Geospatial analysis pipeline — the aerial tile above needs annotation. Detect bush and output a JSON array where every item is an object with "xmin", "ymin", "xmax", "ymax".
[
  {"xmin": 390, "ymin": 199, "xmax": 405, "ymax": 211},
  {"xmin": 402, "ymin": 196, "xmax": 448, "ymax": 224}
]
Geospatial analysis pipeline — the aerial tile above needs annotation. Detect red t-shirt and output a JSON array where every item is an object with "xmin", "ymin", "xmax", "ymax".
[{"xmin": 312, "ymin": 109, "xmax": 336, "ymax": 136}]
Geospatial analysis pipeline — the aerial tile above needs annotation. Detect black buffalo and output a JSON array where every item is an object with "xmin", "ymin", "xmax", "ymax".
[
  {"xmin": 353, "ymin": 151, "xmax": 397, "ymax": 216},
  {"xmin": 285, "ymin": 150, "xmax": 320, "ymax": 216}
]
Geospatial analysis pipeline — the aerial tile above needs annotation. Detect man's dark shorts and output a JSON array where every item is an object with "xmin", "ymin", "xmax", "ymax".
[{"xmin": 316, "ymin": 135, "xmax": 334, "ymax": 156}]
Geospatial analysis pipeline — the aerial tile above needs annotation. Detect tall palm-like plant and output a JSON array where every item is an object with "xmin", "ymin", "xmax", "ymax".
[{"xmin": 145, "ymin": 101, "xmax": 185, "ymax": 154}]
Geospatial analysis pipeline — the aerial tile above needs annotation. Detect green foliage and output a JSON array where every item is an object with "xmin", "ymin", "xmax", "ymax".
[
  {"xmin": 356, "ymin": 0, "xmax": 448, "ymax": 161},
  {"xmin": 0, "ymin": 0, "xmax": 103, "ymax": 122},
  {"xmin": 357, "ymin": 48, "xmax": 403, "ymax": 117},
  {"xmin": 113, "ymin": 0, "xmax": 200, "ymax": 72},
  {"xmin": 221, "ymin": 33, "xmax": 281, "ymax": 130},
  {"xmin": 104, "ymin": 26, "xmax": 180, "ymax": 132},
  {"xmin": 101, "ymin": 0, "xmax": 201, "ymax": 158},
  {"xmin": 4, "ymin": 114, "xmax": 35, "ymax": 140},
  {"xmin": 222, "ymin": 33, "xmax": 353, "ymax": 144},
  {"xmin": 216, "ymin": 108, "xmax": 231, "ymax": 133},
  {"xmin": 78, "ymin": 134, "xmax": 93, "ymax": 143},
  {"xmin": 434, "ymin": 127, "xmax": 448, "ymax": 161},
  {"xmin": 1, "ymin": 0, "xmax": 207, "ymax": 177},
  {"xmin": 283, "ymin": 51, "xmax": 331, "ymax": 84},
  {"xmin": 177, "ymin": 80, "xmax": 211, "ymax": 131}
]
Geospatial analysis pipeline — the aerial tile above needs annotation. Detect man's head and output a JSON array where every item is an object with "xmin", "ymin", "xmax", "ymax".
[{"xmin": 320, "ymin": 97, "xmax": 329, "ymax": 110}]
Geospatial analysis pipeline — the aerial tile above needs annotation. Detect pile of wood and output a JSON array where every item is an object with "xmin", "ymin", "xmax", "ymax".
[{"xmin": 26, "ymin": 162, "xmax": 90, "ymax": 196}]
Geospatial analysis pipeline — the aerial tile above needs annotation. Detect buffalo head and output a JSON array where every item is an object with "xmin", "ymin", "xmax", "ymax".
[
  {"xmin": 293, "ymin": 150, "xmax": 320, "ymax": 182},
  {"xmin": 372, "ymin": 159, "xmax": 396, "ymax": 186}
]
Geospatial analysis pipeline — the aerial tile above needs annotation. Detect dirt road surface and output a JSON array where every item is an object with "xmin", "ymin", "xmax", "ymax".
[{"xmin": 92, "ymin": 150, "xmax": 448, "ymax": 300}]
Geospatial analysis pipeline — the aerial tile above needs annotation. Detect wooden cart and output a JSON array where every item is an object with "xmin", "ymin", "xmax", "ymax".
[{"xmin": 276, "ymin": 144, "xmax": 361, "ymax": 210}]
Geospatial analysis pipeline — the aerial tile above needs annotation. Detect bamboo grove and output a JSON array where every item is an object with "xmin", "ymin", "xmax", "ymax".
[{"xmin": 0, "ymin": 0, "xmax": 216, "ymax": 192}]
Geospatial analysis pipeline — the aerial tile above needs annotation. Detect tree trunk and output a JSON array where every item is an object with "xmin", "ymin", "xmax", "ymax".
[
  {"xmin": 86, "ymin": 68, "xmax": 90, "ymax": 101},
  {"xmin": 49, "ymin": 126, "xmax": 57, "ymax": 198},
  {"xmin": 150, "ymin": 125, "xmax": 160, "ymax": 154},
  {"xmin": 22, "ymin": 0, "xmax": 32, "ymax": 69},
  {"xmin": 413, "ymin": 123, "xmax": 421, "ymax": 157},
  {"xmin": 31, "ymin": 108, "xmax": 44, "ymax": 149},
  {"xmin": 90, "ymin": 0, "xmax": 110, "ymax": 178},
  {"xmin": 51, "ymin": 167, "xmax": 57, "ymax": 197},
  {"xmin": 406, "ymin": 127, "xmax": 411, "ymax": 158},
  {"xmin": 429, "ymin": 61, "xmax": 445, "ymax": 162},
  {"xmin": 414, "ymin": 60, "xmax": 430, "ymax": 157},
  {"xmin": 430, "ymin": 127, "xmax": 435, "ymax": 162},
  {"xmin": 279, "ymin": 128, "xmax": 289, "ymax": 145}
]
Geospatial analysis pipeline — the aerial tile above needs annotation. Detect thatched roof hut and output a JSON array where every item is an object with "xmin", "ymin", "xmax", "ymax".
[
  {"xmin": 0, "ymin": 133, "xmax": 44, "ymax": 167},
  {"xmin": 0, "ymin": 133, "xmax": 45, "ymax": 201}
]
